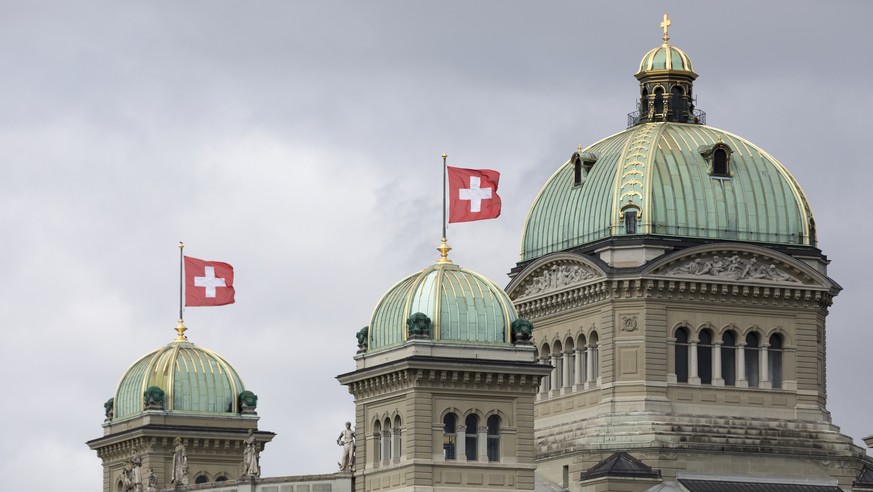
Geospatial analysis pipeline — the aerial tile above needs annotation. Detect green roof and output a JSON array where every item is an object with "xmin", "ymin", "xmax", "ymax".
[
  {"xmin": 368, "ymin": 262, "xmax": 517, "ymax": 351},
  {"xmin": 113, "ymin": 341, "xmax": 245, "ymax": 419},
  {"xmin": 521, "ymin": 122, "xmax": 816, "ymax": 262},
  {"xmin": 637, "ymin": 42, "xmax": 695, "ymax": 75}
]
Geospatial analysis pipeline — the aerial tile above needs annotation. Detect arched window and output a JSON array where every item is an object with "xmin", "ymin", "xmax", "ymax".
[
  {"xmin": 393, "ymin": 415, "xmax": 402, "ymax": 460},
  {"xmin": 675, "ymin": 327, "xmax": 689, "ymax": 383},
  {"xmin": 713, "ymin": 148, "xmax": 729, "ymax": 176},
  {"xmin": 577, "ymin": 334, "xmax": 588, "ymax": 385},
  {"xmin": 573, "ymin": 158, "xmax": 582, "ymax": 186},
  {"xmin": 654, "ymin": 87, "xmax": 664, "ymax": 115},
  {"xmin": 465, "ymin": 415, "xmax": 479, "ymax": 461},
  {"xmin": 487, "ymin": 415, "xmax": 500, "ymax": 462},
  {"xmin": 552, "ymin": 341, "xmax": 563, "ymax": 390},
  {"xmin": 195, "ymin": 475, "xmax": 209, "ymax": 484},
  {"xmin": 215, "ymin": 476, "xmax": 228, "ymax": 482},
  {"xmin": 373, "ymin": 420, "xmax": 383, "ymax": 465},
  {"xmin": 443, "ymin": 413, "xmax": 456, "ymax": 460},
  {"xmin": 565, "ymin": 338, "xmax": 575, "ymax": 388},
  {"xmin": 671, "ymin": 85, "xmax": 686, "ymax": 122},
  {"xmin": 769, "ymin": 334, "xmax": 783, "ymax": 389},
  {"xmin": 698, "ymin": 329, "xmax": 713, "ymax": 384},
  {"xmin": 722, "ymin": 331, "xmax": 737, "ymax": 386},
  {"xmin": 590, "ymin": 332, "xmax": 600, "ymax": 383},
  {"xmin": 745, "ymin": 333, "xmax": 760, "ymax": 388},
  {"xmin": 641, "ymin": 88, "xmax": 649, "ymax": 115}
]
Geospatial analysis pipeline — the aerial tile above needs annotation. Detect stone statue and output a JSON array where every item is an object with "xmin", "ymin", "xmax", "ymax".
[
  {"xmin": 104, "ymin": 398, "xmax": 114, "ymax": 420},
  {"xmin": 145, "ymin": 469, "xmax": 158, "ymax": 492},
  {"xmin": 171, "ymin": 437, "xmax": 189, "ymax": 485},
  {"xmin": 143, "ymin": 386, "xmax": 165, "ymax": 410},
  {"xmin": 239, "ymin": 390, "xmax": 258, "ymax": 414},
  {"xmin": 336, "ymin": 421, "xmax": 355, "ymax": 472},
  {"xmin": 407, "ymin": 312, "xmax": 431, "ymax": 338},
  {"xmin": 511, "ymin": 318, "xmax": 534, "ymax": 345},
  {"xmin": 241, "ymin": 430, "xmax": 261, "ymax": 478},
  {"xmin": 131, "ymin": 453, "xmax": 143, "ymax": 492},
  {"xmin": 122, "ymin": 461, "xmax": 133, "ymax": 492},
  {"xmin": 356, "ymin": 326, "xmax": 369, "ymax": 352}
]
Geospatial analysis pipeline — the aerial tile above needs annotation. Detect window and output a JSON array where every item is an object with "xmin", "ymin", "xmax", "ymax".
[
  {"xmin": 769, "ymin": 334, "xmax": 783, "ymax": 389},
  {"xmin": 383, "ymin": 418, "xmax": 392, "ymax": 462},
  {"xmin": 393, "ymin": 415, "xmax": 402, "ymax": 460},
  {"xmin": 566, "ymin": 340, "xmax": 576, "ymax": 388},
  {"xmin": 722, "ymin": 331, "xmax": 737, "ymax": 386},
  {"xmin": 713, "ymin": 148, "xmax": 729, "ymax": 176},
  {"xmin": 195, "ymin": 476, "xmax": 209, "ymax": 484},
  {"xmin": 443, "ymin": 414, "xmax": 457, "ymax": 460},
  {"xmin": 698, "ymin": 329, "xmax": 713, "ymax": 384},
  {"xmin": 625, "ymin": 209, "xmax": 638, "ymax": 234},
  {"xmin": 215, "ymin": 476, "xmax": 227, "ymax": 482},
  {"xmin": 745, "ymin": 333, "xmax": 760, "ymax": 388},
  {"xmin": 590, "ymin": 332, "xmax": 600, "ymax": 382},
  {"xmin": 486, "ymin": 415, "xmax": 500, "ymax": 462},
  {"xmin": 374, "ymin": 420, "xmax": 382, "ymax": 464},
  {"xmin": 640, "ymin": 88, "xmax": 649, "ymax": 115},
  {"xmin": 465, "ymin": 415, "xmax": 479, "ymax": 461},
  {"xmin": 654, "ymin": 87, "xmax": 664, "ymax": 115},
  {"xmin": 671, "ymin": 85, "xmax": 686, "ymax": 122},
  {"xmin": 675, "ymin": 327, "xmax": 689, "ymax": 383},
  {"xmin": 574, "ymin": 159, "xmax": 582, "ymax": 186}
]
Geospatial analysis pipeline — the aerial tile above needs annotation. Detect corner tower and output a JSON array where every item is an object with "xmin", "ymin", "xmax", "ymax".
[
  {"xmin": 87, "ymin": 324, "xmax": 274, "ymax": 492},
  {"xmin": 510, "ymin": 16, "xmax": 870, "ymax": 491},
  {"xmin": 338, "ymin": 240, "xmax": 550, "ymax": 492}
]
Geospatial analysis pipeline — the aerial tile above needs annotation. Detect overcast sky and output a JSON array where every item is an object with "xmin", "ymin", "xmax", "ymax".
[{"xmin": 1, "ymin": 2, "xmax": 872, "ymax": 491}]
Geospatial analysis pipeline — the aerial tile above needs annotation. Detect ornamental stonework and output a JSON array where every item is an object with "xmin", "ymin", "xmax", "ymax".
[
  {"xmin": 514, "ymin": 262, "xmax": 599, "ymax": 299},
  {"xmin": 661, "ymin": 254, "xmax": 801, "ymax": 283}
]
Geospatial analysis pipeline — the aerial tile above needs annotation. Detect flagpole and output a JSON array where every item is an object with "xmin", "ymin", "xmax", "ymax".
[
  {"xmin": 442, "ymin": 153, "xmax": 447, "ymax": 240},
  {"xmin": 176, "ymin": 242, "xmax": 187, "ymax": 341}
]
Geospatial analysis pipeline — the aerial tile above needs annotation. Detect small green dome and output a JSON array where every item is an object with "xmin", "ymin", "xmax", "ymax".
[
  {"xmin": 521, "ymin": 122, "xmax": 816, "ymax": 262},
  {"xmin": 113, "ymin": 340, "xmax": 245, "ymax": 419},
  {"xmin": 637, "ymin": 43, "xmax": 695, "ymax": 75},
  {"xmin": 367, "ymin": 260, "xmax": 517, "ymax": 352}
]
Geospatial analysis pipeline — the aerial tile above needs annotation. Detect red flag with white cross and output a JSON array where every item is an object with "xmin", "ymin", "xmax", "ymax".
[
  {"xmin": 184, "ymin": 256, "xmax": 235, "ymax": 306},
  {"xmin": 447, "ymin": 166, "xmax": 502, "ymax": 223}
]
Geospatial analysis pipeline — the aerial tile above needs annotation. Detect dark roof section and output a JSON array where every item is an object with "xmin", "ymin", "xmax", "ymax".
[
  {"xmin": 854, "ymin": 464, "xmax": 873, "ymax": 489},
  {"xmin": 679, "ymin": 479, "xmax": 841, "ymax": 492},
  {"xmin": 580, "ymin": 452, "xmax": 661, "ymax": 480}
]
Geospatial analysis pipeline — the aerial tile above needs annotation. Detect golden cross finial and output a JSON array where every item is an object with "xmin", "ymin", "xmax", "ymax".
[
  {"xmin": 577, "ymin": 144, "xmax": 582, "ymax": 153},
  {"xmin": 660, "ymin": 13, "xmax": 672, "ymax": 43}
]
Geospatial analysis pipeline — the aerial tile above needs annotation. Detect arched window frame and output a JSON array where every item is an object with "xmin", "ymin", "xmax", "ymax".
[
  {"xmin": 620, "ymin": 204, "xmax": 641, "ymax": 235},
  {"xmin": 700, "ymin": 141, "xmax": 733, "ymax": 178},
  {"xmin": 745, "ymin": 332, "xmax": 761, "ymax": 388},
  {"xmin": 721, "ymin": 330, "xmax": 737, "ymax": 386},
  {"xmin": 373, "ymin": 419, "xmax": 383, "ymax": 466},
  {"xmin": 589, "ymin": 331, "xmax": 600, "ymax": 384},
  {"xmin": 392, "ymin": 415, "xmax": 402, "ymax": 461}
]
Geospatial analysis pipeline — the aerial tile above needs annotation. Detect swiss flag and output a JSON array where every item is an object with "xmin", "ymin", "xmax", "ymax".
[
  {"xmin": 184, "ymin": 256, "xmax": 235, "ymax": 306},
  {"xmin": 447, "ymin": 166, "xmax": 502, "ymax": 223}
]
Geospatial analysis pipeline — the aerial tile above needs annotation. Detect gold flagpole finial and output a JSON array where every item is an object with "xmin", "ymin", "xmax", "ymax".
[
  {"xmin": 436, "ymin": 237, "xmax": 453, "ymax": 264},
  {"xmin": 660, "ymin": 13, "xmax": 672, "ymax": 44},
  {"xmin": 174, "ymin": 319, "xmax": 188, "ymax": 342}
]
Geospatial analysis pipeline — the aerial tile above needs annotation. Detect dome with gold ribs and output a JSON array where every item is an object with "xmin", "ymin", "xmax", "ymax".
[
  {"xmin": 367, "ymin": 241, "xmax": 517, "ymax": 352},
  {"xmin": 112, "ymin": 337, "xmax": 246, "ymax": 420}
]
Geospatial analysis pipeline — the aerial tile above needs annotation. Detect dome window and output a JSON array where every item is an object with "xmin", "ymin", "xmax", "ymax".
[
  {"xmin": 620, "ymin": 205, "xmax": 640, "ymax": 235},
  {"xmin": 571, "ymin": 151, "xmax": 598, "ymax": 187},
  {"xmin": 699, "ymin": 140, "xmax": 733, "ymax": 178}
]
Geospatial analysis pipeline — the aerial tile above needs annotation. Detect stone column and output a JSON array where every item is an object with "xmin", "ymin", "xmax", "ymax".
[
  {"xmin": 585, "ymin": 345, "xmax": 594, "ymax": 389},
  {"xmin": 457, "ymin": 426, "xmax": 468, "ymax": 462},
  {"xmin": 760, "ymin": 343, "xmax": 771, "ymax": 389},
  {"xmin": 736, "ymin": 342, "xmax": 748, "ymax": 387},
  {"xmin": 477, "ymin": 426, "xmax": 487, "ymax": 460},
  {"xmin": 574, "ymin": 347, "xmax": 584, "ymax": 389},
  {"xmin": 713, "ymin": 341, "xmax": 724, "ymax": 386},
  {"xmin": 689, "ymin": 339, "xmax": 701, "ymax": 384}
]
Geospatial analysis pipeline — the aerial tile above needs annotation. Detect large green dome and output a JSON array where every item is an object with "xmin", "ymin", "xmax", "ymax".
[
  {"xmin": 112, "ymin": 340, "xmax": 246, "ymax": 420},
  {"xmin": 367, "ymin": 259, "xmax": 517, "ymax": 352},
  {"xmin": 521, "ymin": 122, "xmax": 816, "ymax": 262}
]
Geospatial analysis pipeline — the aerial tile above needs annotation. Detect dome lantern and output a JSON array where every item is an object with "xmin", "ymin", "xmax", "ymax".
[{"xmin": 630, "ymin": 14, "xmax": 702, "ymax": 127}]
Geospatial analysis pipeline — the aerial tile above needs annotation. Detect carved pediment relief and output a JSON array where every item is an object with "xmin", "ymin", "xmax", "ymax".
[
  {"xmin": 511, "ymin": 261, "xmax": 601, "ymax": 300},
  {"xmin": 655, "ymin": 253, "xmax": 805, "ymax": 284}
]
